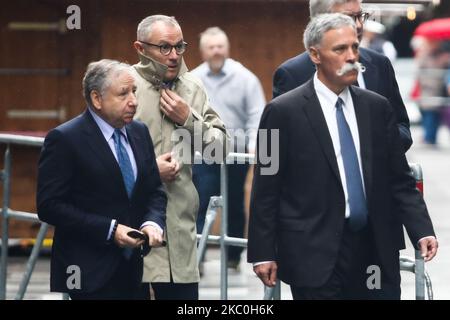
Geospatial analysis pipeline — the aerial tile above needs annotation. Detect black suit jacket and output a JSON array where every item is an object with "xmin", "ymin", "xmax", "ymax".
[
  {"xmin": 37, "ymin": 110, "xmax": 167, "ymax": 293},
  {"xmin": 248, "ymin": 80, "xmax": 435, "ymax": 288},
  {"xmin": 272, "ymin": 48, "xmax": 412, "ymax": 151}
]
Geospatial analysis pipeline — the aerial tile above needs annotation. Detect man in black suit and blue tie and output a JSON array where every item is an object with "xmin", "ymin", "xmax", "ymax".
[
  {"xmin": 273, "ymin": 0, "xmax": 412, "ymax": 152},
  {"xmin": 37, "ymin": 59, "xmax": 167, "ymax": 299},
  {"xmin": 248, "ymin": 14, "xmax": 438, "ymax": 300}
]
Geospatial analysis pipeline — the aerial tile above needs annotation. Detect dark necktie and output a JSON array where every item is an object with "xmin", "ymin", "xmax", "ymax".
[
  {"xmin": 112, "ymin": 129, "xmax": 135, "ymax": 198},
  {"xmin": 335, "ymin": 98, "xmax": 368, "ymax": 231}
]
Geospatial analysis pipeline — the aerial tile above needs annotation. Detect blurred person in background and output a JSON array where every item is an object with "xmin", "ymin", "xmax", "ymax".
[
  {"xmin": 191, "ymin": 27, "xmax": 266, "ymax": 270},
  {"xmin": 361, "ymin": 20, "xmax": 397, "ymax": 63},
  {"xmin": 411, "ymin": 36, "xmax": 450, "ymax": 145}
]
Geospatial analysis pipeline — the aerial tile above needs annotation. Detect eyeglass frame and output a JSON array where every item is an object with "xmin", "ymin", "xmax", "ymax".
[
  {"xmin": 344, "ymin": 11, "xmax": 371, "ymax": 23},
  {"xmin": 139, "ymin": 40, "xmax": 188, "ymax": 56}
]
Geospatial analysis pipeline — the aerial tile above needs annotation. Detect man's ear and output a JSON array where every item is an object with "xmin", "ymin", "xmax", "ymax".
[
  {"xmin": 309, "ymin": 47, "xmax": 321, "ymax": 65},
  {"xmin": 133, "ymin": 41, "xmax": 144, "ymax": 54},
  {"xmin": 90, "ymin": 90, "xmax": 102, "ymax": 111}
]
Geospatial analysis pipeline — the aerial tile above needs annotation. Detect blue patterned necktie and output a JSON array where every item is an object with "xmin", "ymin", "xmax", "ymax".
[
  {"xmin": 112, "ymin": 129, "xmax": 135, "ymax": 199},
  {"xmin": 335, "ymin": 98, "xmax": 368, "ymax": 231}
]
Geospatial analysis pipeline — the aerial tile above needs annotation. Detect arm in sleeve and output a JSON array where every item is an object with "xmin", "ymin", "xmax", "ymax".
[
  {"xmin": 180, "ymin": 86, "xmax": 230, "ymax": 159},
  {"xmin": 247, "ymin": 103, "xmax": 287, "ymax": 263},
  {"xmin": 245, "ymin": 73, "xmax": 266, "ymax": 152},
  {"xmin": 384, "ymin": 57, "xmax": 413, "ymax": 151},
  {"xmin": 37, "ymin": 129, "xmax": 111, "ymax": 243},
  {"xmin": 384, "ymin": 101, "xmax": 435, "ymax": 246},
  {"xmin": 141, "ymin": 125, "xmax": 167, "ymax": 230}
]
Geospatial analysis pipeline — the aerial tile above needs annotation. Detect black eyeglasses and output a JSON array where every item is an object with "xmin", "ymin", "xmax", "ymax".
[
  {"xmin": 139, "ymin": 40, "xmax": 187, "ymax": 56},
  {"xmin": 345, "ymin": 11, "xmax": 371, "ymax": 23}
]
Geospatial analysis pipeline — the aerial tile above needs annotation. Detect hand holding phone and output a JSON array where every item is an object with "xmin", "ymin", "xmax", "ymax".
[
  {"xmin": 127, "ymin": 230, "xmax": 147, "ymax": 241},
  {"xmin": 127, "ymin": 230, "xmax": 167, "ymax": 246}
]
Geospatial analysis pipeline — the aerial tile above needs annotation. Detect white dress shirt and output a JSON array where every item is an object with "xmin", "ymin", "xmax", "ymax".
[{"xmin": 313, "ymin": 73, "xmax": 366, "ymax": 218}]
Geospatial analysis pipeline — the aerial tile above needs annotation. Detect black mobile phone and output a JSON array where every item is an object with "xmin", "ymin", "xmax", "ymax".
[
  {"xmin": 127, "ymin": 230, "xmax": 167, "ymax": 247},
  {"xmin": 127, "ymin": 230, "xmax": 147, "ymax": 241}
]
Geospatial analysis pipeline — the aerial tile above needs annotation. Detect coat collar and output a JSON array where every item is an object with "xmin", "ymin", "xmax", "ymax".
[
  {"xmin": 359, "ymin": 48, "xmax": 378, "ymax": 91},
  {"xmin": 133, "ymin": 51, "xmax": 188, "ymax": 88}
]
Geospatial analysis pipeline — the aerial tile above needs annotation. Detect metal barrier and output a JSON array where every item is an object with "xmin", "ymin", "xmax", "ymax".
[
  {"xmin": 196, "ymin": 152, "xmax": 433, "ymax": 300},
  {"xmin": 0, "ymin": 134, "xmax": 52, "ymax": 300},
  {"xmin": 0, "ymin": 135, "xmax": 433, "ymax": 300}
]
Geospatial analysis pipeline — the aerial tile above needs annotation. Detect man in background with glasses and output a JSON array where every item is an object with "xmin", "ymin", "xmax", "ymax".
[
  {"xmin": 132, "ymin": 15, "xmax": 227, "ymax": 300},
  {"xmin": 273, "ymin": 0, "xmax": 412, "ymax": 152}
]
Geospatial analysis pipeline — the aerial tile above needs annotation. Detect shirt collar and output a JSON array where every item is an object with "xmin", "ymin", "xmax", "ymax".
[
  {"xmin": 206, "ymin": 58, "xmax": 229, "ymax": 77},
  {"xmin": 314, "ymin": 73, "xmax": 351, "ymax": 109},
  {"xmin": 88, "ymin": 108, "xmax": 128, "ymax": 143}
]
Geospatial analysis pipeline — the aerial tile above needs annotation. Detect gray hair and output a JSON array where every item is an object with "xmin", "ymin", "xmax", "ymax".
[
  {"xmin": 82, "ymin": 59, "xmax": 132, "ymax": 107},
  {"xmin": 199, "ymin": 26, "xmax": 229, "ymax": 49},
  {"xmin": 303, "ymin": 13, "xmax": 356, "ymax": 51},
  {"xmin": 136, "ymin": 15, "xmax": 179, "ymax": 41},
  {"xmin": 309, "ymin": 0, "xmax": 362, "ymax": 17}
]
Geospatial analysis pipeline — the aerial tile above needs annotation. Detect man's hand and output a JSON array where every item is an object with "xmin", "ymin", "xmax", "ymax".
[
  {"xmin": 160, "ymin": 89, "xmax": 190, "ymax": 125},
  {"xmin": 156, "ymin": 152, "xmax": 180, "ymax": 183},
  {"xmin": 253, "ymin": 262, "xmax": 278, "ymax": 287},
  {"xmin": 418, "ymin": 236, "xmax": 438, "ymax": 262},
  {"xmin": 141, "ymin": 225, "xmax": 165, "ymax": 248},
  {"xmin": 114, "ymin": 224, "xmax": 144, "ymax": 248}
]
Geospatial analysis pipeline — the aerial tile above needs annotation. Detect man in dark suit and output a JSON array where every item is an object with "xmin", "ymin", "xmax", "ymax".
[
  {"xmin": 37, "ymin": 59, "xmax": 167, "ymax": 299},
  {"xmin": 273, "ymin": 0, "xmax": 412, "ymax": 151},
  {"xmin": 248, "ymin": 14, "xmax": 438, "ymax": 300}
]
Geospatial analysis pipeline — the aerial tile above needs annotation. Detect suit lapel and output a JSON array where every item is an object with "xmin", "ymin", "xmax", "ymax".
[
  {"xmin": 350, "ymin": 86, "xmax": 373, "ymax": 204},
  {"xmin": 360, "ymin": 48, "xmax": 378, "ymax": 91},
  {"xmin": 302, "ymin": 80, "xmax": 342, "ymax": 184},
  {"xmin": 81, "ymin": 110, "xmax": 128, "ymax": 196}
]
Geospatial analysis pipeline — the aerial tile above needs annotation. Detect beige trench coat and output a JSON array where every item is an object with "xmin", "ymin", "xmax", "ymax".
[{"xmin": 133, "ymin": 53, "xmax": 228, "ymax": 283}]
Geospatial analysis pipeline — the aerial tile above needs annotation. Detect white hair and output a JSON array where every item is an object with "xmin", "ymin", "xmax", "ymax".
[
  {"xmin": 303, "ymin": 13, "xmax": 356, "ymax": 51},
  {"xmin": 136, "ymin": 15, "xmax": 179, "ymax": 41},
  {"xmin": 199, "ymin": 26, "xmax": 229, "ymax": 49},
  {"xmin": 82, "ymin": 59, "xmax": 132, "ymax": 107},
  {"xmin": 309, "ymin": 0, "xmax": 362, "ymax": 17}
]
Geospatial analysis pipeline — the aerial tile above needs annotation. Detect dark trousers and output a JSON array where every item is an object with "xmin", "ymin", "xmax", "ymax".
[
  {"xmin": 69, "ymin": 257, "xmax": 144, "ymax": 300},
  {"xmin": 193, "ymin": 162, "xmax": 248, "ymax": 262},
  {"xmin": 141, "ymin": 282, "xmax": 199, "ymax": 300},
  {"xmin": 291, "ymin": 222, "xmax": 401, "ymax": 300}
]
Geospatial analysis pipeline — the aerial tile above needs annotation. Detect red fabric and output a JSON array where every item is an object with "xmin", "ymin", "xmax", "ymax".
[
  {"xmin": 414, "ymin": 18, "xmax": 450, "ymax": 41},
  {"xmin": 410, "ymin": 80, "xmax": 421, "ymax": 101}
]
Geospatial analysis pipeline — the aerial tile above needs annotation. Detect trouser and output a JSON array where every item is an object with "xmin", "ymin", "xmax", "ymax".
[
  {"xmin": 69, "ymin": 257, "xmax": 144, "ymax": 300},
  {"xmin": 290, "ymin": 221, "xmax": 400, "ymax": 300}
]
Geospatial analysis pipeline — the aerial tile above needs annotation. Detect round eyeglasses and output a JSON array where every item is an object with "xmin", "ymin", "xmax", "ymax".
[
  {"xmin": 346, "ymin": 11, "xmax": 371, "ymax": 23},
  {"xmin": 139, "ymin": 40, "xmax": 187, "ymax": 56}
]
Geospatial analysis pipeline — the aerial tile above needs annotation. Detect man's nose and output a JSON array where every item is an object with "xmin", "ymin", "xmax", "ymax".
[
  {"xmin": 129, "ymin": 93, "xmax": 138, "ymax": 107},
  {"xmin": 347, "ymin": 48, "xmax": 357, "ymax": 62},
  {"xmin": 168, "ymin": 47, "xmax": 180, "ymax": 59}
]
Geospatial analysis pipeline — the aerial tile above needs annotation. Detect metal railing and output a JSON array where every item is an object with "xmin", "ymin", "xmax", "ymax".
[
  {"xmin": 0, "ymin": 134, "xmax": 47, "ymax": 300},
  {"xmin": 0, "ymin": 135, "xmax": 434, "ymax": 300}
]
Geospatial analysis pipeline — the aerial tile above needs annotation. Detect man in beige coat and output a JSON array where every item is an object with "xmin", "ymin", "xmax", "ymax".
[{"xmin": 132, "ymin": 15, "xmax": 227, "ymax": 299}]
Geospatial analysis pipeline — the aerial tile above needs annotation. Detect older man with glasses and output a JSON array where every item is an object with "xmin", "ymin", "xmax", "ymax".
[
  {"xmin": 132, "ymin": 15, "xmax": 228, "ymax": 300},
  {"xmin": 273, "ymin": 0, "xmax": 413, "ymax": 152}
]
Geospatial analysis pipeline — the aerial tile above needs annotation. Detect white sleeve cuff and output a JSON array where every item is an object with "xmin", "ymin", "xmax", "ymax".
[
  {"xmin": 253, "ymin": 261, "xmax": 275, "ymax": 267},
  {"xmin": 140, "ymin": 221, "xmax": 163, "ymax": 235}
]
